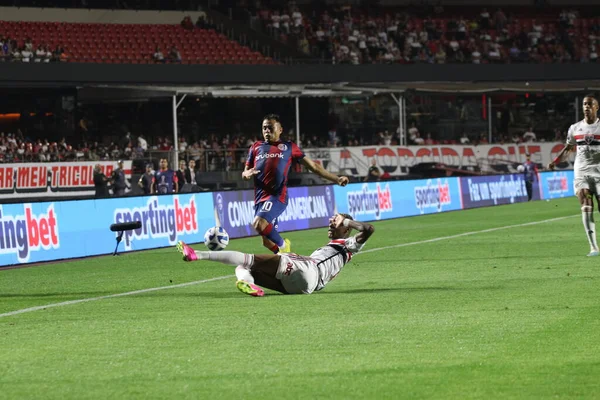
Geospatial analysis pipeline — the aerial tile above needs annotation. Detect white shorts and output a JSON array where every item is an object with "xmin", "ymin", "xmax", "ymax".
[
  {"xmin": 276, "ymin": 254, "xmax": 319, "ymax": 295},
  {"xmin": 574, "ymin": 174, "xmax": 600, "ymax": 196}
]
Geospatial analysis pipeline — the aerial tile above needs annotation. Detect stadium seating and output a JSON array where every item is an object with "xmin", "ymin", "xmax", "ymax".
[{"xmin": 0, "ymin": 21, "xmax": 276, "ymax": 64}]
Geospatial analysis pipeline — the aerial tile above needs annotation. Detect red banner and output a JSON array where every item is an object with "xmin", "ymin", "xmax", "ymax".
[
  {"xmin": 304, "ymin": 142, "xmax": 571, "ymax": 177},
  {"xmin": 0, "ymin": 161, "xmax": 133, "ymax": 199}
]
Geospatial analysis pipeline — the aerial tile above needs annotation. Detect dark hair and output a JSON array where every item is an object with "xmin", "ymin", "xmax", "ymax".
[
  {"xmin": 339, "ymin": 213, "xmax": 354, "ymax": 221},
  {"xmin": 263, "ymin": 114, "xmax": 282, "ymax": 123},
  {"xmin": 584, "ymin": 93, "xmax": 598, "ymax": 102}
]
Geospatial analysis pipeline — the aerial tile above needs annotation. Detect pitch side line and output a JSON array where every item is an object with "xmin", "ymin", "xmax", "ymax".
[
  {"xmin": 359, "ymin": 214, "xmax": 578, "ymax": 254},
  {"xmin": 0, "ymin": 276, "xmax": 234, "ymax": 318},
  {"xmin": 0, "ymin": 214, "xmax": 577, "ymax": 319}
]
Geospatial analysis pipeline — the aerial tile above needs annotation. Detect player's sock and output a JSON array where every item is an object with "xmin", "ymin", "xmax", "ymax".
[
  {"xmin": 195, "ymin": 251, "xmax": 255, "ymax": 268},
  {"xmin": 235, "ymin": 266, "xmax": 255, "ymax": 283},
  {"xmin": 258, "ymin": 223, "xmax": 285, "ymax": 248},
  {"xmin": 581, "ymin": 206, "xmax": 599, "ymax": 250}
]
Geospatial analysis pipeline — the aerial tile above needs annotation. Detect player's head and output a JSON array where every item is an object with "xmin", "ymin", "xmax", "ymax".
[
  {"xmin": 179, "ymin": 160, "xmax": 186, "ymax": 170},
  {"xmin": 159, "ymin": 158, "xmax": 168, "ymax": 170},
  {"xmin": 189, "ymin": 159, "xmax": 196, "ymax": 170},
  {"xmin": 526, "ymin": 153, "xmax": 530, "ymax": 161},
  {"xmin": 328, "ymin": 213, "xmax": 354, "ymax": 239},
  {"xmin": 145, "ymin": 164, "xmax": 153, "ymax": 172},
  {"xmin": 117, "ymin": 160, "xmax": 124, "ymax": 169},
  {"xmin": 262, "ymin": 114, "xmax": 283, "ymax": 143},
  {"xmin": 583, "ymin": 95, "xmax": 599, "ymax": 120}
]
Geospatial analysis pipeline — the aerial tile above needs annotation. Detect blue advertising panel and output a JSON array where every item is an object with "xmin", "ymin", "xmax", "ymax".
[
  {"xmin": 333, "ymin": 178, "xmax": 462, "ymax": 222},
  {"xmin": 0, "ymin": 193, "xmax": 215, "ymax": 266},
  {"xmin": 539, "ymin": 170, "xmax": 574, "ymax": 200},
  {"xmin": 212, "ymin": 186, "xmax": 336, "ymax": 239},
  {"xmin": 459, "ymin": 174, "xmax": 542, "ymax": 209}
]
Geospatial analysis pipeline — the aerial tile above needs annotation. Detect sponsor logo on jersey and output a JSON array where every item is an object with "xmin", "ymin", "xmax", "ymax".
[
  {"xmin": 256, "ymin": 152, "xmax": 284, "ymax": 160},
  {"xmin": 414, "ymin": 179, "xmax": 451, "ymax": 214}
]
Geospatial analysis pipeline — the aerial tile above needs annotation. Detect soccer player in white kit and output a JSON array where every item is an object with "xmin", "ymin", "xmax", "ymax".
[
  {"xmin": 549, "ymin": 95, "xmax": 600, "ymax": 256},
  {"xmin": 176, "ymin": 213, "xmax": 375, "ymax": 296}
]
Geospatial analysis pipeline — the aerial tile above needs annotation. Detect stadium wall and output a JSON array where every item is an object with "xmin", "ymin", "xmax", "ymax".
[
  {"xmin": 0, "ymin": 171, "xmax": 573, "ymax": 267},
  {"xmin": 0, "ymin": 62, "xmax": 598, "ymax": 86}
]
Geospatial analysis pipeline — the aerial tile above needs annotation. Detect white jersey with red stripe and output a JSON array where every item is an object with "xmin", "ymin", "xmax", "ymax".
[
  {"xmin": 567, "ymin": 118, "xmax": 600, "ymax": 177},
  {"xmin": 309, "ymin": 235, "xmax": 366, "ymax": 291}
]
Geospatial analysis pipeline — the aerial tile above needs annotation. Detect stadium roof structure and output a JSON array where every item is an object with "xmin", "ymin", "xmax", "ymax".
[
  {"xmin": 78, "ymin": 79, "xmax": 600, "ymax": 101},
  {"xmin": 77, "ymin": 79, "xmax": 600, "ymax": 169}
]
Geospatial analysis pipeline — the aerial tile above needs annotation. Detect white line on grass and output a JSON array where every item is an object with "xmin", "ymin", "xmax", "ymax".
[
  {"xmin": 0, "ymin": 275, "xmax": 233, "ymax": 318},
  {"xmin": 359, "ymin": 214, "xmax": 577, "ymax": 254},
  {"xmin": 0, "ymin": 214, "xmax": 577, "ymax": 319}
]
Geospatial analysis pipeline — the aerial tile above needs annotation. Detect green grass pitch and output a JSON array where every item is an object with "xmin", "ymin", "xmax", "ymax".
[{"xmin": 2, "ymin": 197, "xmax": 600, "ymax": 399}]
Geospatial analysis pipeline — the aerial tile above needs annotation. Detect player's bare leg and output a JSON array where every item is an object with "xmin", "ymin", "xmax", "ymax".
[
  {"xmin": 578, "ymin": 189, "xmax": 599, "ymax": 256},
  {"xmin": 253, "ymin": 216, "xmax": 291, "ymax": 254},
  {"xmin": 250, "ymin": 254, "xmax": 288, "ymax": 293}
]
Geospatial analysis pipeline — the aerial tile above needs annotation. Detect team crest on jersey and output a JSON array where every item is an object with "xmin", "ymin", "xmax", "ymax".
[
  {"xmin": 584, "ymin": 132, "xmax": 594, "ymax": 144},
  {"xmin": 278, "ymin": 143, "xmax": 288, "ymax": 151}
]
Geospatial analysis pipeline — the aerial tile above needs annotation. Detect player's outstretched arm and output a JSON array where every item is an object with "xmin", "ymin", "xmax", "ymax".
[
  {"xmin": 334, "ymin": 214, "xmax": 375, "ymax": 244},
  {"xmin": 548, "ymin": 144, "xmax": 573, "ymax": 170},
  {"xmin": 300, "ymin": 157, "xmax": 349, "ymax": 186}
]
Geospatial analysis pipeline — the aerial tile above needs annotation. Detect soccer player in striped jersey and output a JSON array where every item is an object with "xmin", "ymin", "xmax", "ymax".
[
  {"xmin": 549, "ymin": 95, "xmax": 600, "ymax": 256},
  {"xmin": 242, "ymin": 114, "xmax": 349, "ymax": 254},
  {"xmin": 176, "ymin": 213, "xmax": 374, "ymax": 296}
]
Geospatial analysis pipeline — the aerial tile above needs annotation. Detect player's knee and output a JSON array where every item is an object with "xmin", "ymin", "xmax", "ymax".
[
  {"xmin": 252, "ymin": 218, "xmax": 268, "ymax": 233},
  {"xmin": 582, "ymin": 205, "xmax": 594, "ymax": 212}
]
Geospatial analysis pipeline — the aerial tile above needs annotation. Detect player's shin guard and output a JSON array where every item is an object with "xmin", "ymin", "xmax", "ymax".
[
  {"xmin": 196, "ymin": 251, "xmax": 255, "ymax": 268},
  {"xmin": 258, "ymin": 223, "xmax": 284, "ymax": 248},
  {"xmin": 581, "ymin": 206, "xmax": 599, "ymax": 250}
]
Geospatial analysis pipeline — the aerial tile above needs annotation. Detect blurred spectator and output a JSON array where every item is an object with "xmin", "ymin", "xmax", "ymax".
[
  {"xmin": 138, "ymin": 164, "xmax": 155, "ymax": 195},
  {"xmin": 181, "ymin": 16, "xmax": 194, "ymax": 30},
  {"xmin": 168, "ymin": 47, "xmax": 182, "ymax": 63},
  {"xmin": 523, "ymin": 126, "xmax": 537, "ymax": 142},
  {"xmin": 153, "ymin": 46, "xmax": 165, "ymax": 63},
  {"xmin": 364, "ymin": 159, "xmax": 380, "ymax": 182},
  {"xmin": 460, "ymin": 132, "xmax": 470, "ymax": 144},
  {"xmin": 176, "ymin": 159, "xmax": 187, "ymax": 192}
]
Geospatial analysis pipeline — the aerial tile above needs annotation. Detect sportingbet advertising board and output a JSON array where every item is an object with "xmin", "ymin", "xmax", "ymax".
[
  {"xmin": 212, "ymin": 186, "xmax": 336, "ymax": 239},
  {"xmin": 333, "ymin": 178, "xmax": 462, "ymax": 222},
  {"xmin": 539, "ymin": 170, "xmax": 574, "ymax": 200},
  {"xmin": 459, "ymin": 174, "xmax": 541, "ymax": 209},
  {"xmin": 0, "ymin": 193, "xmax": 214, "ymax": 266}
]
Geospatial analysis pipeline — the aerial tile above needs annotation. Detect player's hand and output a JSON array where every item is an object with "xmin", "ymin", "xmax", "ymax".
[
  {"xmin": 337, "ymin": 176, "xmax": 349, "ymax": 186},
  {"xmin": 242, "ymin": 168, "xmax": 260, "ymax": 179},
  {"xmin": 330, "ymin": 214, "xmax": 346, "ymax": 228},
  {"xmin": 547, "ymin": 162, "xmax": 555, "ymax": 170}
]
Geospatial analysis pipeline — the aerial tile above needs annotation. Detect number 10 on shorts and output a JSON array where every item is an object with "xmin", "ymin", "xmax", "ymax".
[{"xmin": 260, "ymin": 202, "xmax": 273, "ymax": 212}]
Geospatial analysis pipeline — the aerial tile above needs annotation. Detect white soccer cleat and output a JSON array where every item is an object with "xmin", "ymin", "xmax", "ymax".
[{"xmin": 587, "ymin": 249, "xmax": 599, "ymax": 257}]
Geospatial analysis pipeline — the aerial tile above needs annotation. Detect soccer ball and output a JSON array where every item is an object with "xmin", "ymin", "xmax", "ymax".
[
  {"xmin": 204, "ymin": 226, "xmax": 229, "ymax": 251},
  {"xmin": 517, "ymin": 165, "xmax": 525, "ymax": 173}
]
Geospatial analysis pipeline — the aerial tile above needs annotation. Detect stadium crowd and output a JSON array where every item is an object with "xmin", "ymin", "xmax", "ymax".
[{"xmin": 251, "ymin": 3, "xmax": 598, "ymax": 64}]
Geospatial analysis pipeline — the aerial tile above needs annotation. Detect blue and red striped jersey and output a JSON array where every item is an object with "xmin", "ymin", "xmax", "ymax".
[{"xmin": 246, "ymin": 140, "xmax": 305, "ymax": 204}]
